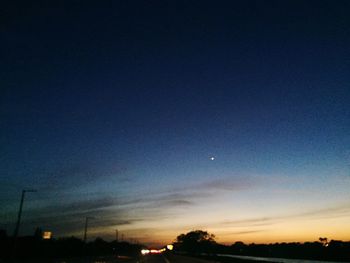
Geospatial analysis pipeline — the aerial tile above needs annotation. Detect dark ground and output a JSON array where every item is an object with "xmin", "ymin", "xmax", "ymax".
[{"xmin": 0, "ymin": 253, "xmax": 273, "ymax": 263}]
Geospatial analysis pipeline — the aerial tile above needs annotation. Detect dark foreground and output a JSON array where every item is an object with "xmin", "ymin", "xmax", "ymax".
[
  {"xmin": 100, "ymin": 254, "xmax": 261, "ymax": 263},
  {"xmin": 161, "ymin": 254, "xmax": 270, "ymax": 263},
  {"xmin": 1, "ymin": 254, "xmax": 270, "ymax": 263}
]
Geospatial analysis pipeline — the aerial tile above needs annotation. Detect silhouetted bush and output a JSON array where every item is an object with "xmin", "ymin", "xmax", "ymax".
[{"xmin": 175, "ymin": 230, "xmax": 217, "ymax": 254}]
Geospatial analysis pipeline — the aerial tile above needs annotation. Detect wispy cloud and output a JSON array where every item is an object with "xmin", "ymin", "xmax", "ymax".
[
  {"xmin": 221, "ymin": 203, "xmax": 350, "ymax": 228},
  {"xmin": 198, "ymin": 176, "xmax": 260, "ymax": 191},
  {"xmin": 1, "ymin": 190, "xmax": 196, "ymax": 237},
  {"xmin": 164, "ymin": 175, "xmax": 265, "ymax": 198},
  {"xmin": 229, "ymin": 230, "xmax": 265, "ymax": 235},
  {"xmin": 0, "ymin": 174, "xmax": 284, "ymax": 238},
  {"xmin": 222, "ymin": 217, "xmax": 275, "ymax": 227},
  {"xmin": 165, "ymin": 199, "xmax": 193, "ymax": 206},
  {"xmin": 295, "ymin": 203, "xmax": 350, "ymax": 220},
  {"xmin": 31, "ymin": 160, "xmax": 130, "ymax": 192}
]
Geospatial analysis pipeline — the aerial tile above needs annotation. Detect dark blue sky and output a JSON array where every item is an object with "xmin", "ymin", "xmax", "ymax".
[{"xmin": 1, "ymin": 1, "xmax": 350, "ymax": 244}]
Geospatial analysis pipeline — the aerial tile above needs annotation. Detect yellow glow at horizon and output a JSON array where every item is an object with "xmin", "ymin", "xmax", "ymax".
[
  {"xmin": 116, "ymin": 210, "xmax": 350, "ymax": 245},
  {"xmin": 84, "ymin": 174, "xmax": 350, "ymax": 246}
]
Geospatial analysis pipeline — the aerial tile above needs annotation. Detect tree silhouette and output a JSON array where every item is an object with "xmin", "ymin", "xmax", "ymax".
[
  {"xmin": 176, "ymin": 230, "xmax": 216, "ymax": 254},
  {"xmin": 319, "ymin": 237, "xmax": 328, "ymax": 247}
]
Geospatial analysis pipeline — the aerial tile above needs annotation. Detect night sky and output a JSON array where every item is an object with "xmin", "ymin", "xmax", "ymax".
[{"xmin": 1, "ymin": 1, "xmax": 350, "ymax": 246}]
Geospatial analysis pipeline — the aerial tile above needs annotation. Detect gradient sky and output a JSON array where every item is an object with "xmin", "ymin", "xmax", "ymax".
[{"xmin": 1, "ymin": 1, "xmax": 350, "ymax": 246}]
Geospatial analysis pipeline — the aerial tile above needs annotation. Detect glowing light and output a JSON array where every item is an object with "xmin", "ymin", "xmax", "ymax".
[
  {"xmin": 142, "ymin": 248, "xmax": 165, "ymax": 254},
  {"xmin": 141, "ymin": 249, "xmax": 150, "ymax": 255},
  {"xmin": 210, "ymin": 156, "xmax": 215, "ymax": 161},
  {"xmin": 166, "ymin": 244, "xmax": 173, "ymax": 250},
  {"xmin": 42, "ymin": 231, "xmax": 52, "ymax": 239}
]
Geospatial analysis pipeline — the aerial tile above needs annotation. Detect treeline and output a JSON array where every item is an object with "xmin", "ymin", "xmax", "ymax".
[
  {"xmin": 2, "ymin": 228, "xmax": 350, "ymax": 262},
  {"xmin": 221, "ymin": 240, "xmax": 350, "ymax": 262},
  {"xmin": 174, "ymin": 230, "xmax": 350, "ymax": 262},
  {"xmin": 0, "ymin": 230, "xmax": 142, "ymax": 262}
]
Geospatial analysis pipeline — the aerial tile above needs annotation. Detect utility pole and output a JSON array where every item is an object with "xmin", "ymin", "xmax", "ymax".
[
  {"xmin": 13, "ymin": 189, "xmax": 37, "ymax": 238},
  {"xmin": 83, "ymin": 217, "xmax": 94, "ymax": 243},
  {"xmin": 12, "ymin": 189, "xmax": 37, "ymax": 259}
]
